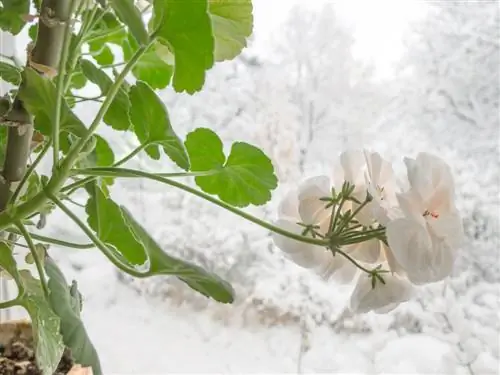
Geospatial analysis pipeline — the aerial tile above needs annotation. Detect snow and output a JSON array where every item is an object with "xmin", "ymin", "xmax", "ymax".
[{"xmin": 2, "ymin": 1, "xmax": 500, "ymax": 374}]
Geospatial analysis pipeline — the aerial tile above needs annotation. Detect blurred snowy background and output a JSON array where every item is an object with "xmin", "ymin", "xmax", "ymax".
[{"xmin": 1, "ymin": 0, "xmax": 499, "ymax": 373}]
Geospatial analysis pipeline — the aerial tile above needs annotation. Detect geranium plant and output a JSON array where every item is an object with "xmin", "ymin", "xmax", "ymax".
[{"xmin": 0, "ymin": 0, "xmax": 464, "ymax": 374}]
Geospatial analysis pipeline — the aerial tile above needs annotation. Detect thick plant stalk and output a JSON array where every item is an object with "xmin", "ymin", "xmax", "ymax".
[{"xmin": 0, "ymin": 0, "xmax": 74, "ymax": 212}]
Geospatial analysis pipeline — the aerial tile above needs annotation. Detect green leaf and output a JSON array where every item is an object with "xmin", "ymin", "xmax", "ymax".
[
  {"xmin": 85, "ymin": 185, "xmax": 234, "ymax": 303},
  {"xmin": 109, "ymin": 0, "xmax": 149, "ymax": 45},
  {"xmin": 0, "ymin": 61, "xmax": 22, "ymax": 85},
  {"xmin": 152, "ymin": 0, "xmax": 214, "ymax": 93},
  {"xmin": 129, "ymin": 81, "xmax": 189, "ymax": 169},
  {"xmin": 88, "ymin": 42, "xmax": 115, "ymax": 66},
  {"xmin": 208, "ymin": 0, "xmax": 253, "ymax": 62},
  {"xmin": 28, "ymin": 23, "xmax": 38, "ymax": 41},
  {"xmin": 0, "ymin": 241, "xmax": 23, "ymax": 287},
  {"xmin": 18, "ymin": 270, "xmax": 65, "ymax": 375},
  {"xmin": 45, "ymin": 258, "xmax": 102, "ymax": 375},
  {"xmin": 80, "ymin": 59, "xmax": 131, "ymax": 131},
  {"xmin": 86, "ymin": 183, "xmax": 147, "ymax": 265},
  {"xmin": 185, "ymin": 128, "xmax": 277, "ymax": 207},
  {"xmin": 123, "ymin": 36, "xmax": 172, "ymax": 89},
  {"xmin": 0, "ymin": 0, "xmax": 29, "ymax": 34},
  {"xmin": 17, "ymin": 68, "xmax": 87, "ymax": 153}
]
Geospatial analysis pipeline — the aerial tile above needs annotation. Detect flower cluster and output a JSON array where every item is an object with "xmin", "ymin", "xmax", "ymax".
[{"xmin": 272, "ymin": 150, "xmax": 464, "ymax": 314}]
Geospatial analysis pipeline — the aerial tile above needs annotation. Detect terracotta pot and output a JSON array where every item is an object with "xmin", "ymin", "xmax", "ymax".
[{"xmin": 0, "ymin": 319, "xmax": 93, "ymax": 375}]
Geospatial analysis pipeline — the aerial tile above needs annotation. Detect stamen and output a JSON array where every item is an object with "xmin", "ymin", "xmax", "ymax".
[{"xmin": 423, "ymin": 210, "xmax": 440, "ymax": 219}]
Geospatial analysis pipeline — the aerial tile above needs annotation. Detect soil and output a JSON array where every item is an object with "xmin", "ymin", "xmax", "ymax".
[{"xmin": 0, "ymin": 334, "xmax": 74, "ymax": 375}]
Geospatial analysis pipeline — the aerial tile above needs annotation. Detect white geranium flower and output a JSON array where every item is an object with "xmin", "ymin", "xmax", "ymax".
[
  {"xmin": 272, "ymin": 176, "xmax": 357, "ymax": 283},
  {"xmin": 334, "ymin": 150, "xmax": 399, "ymax": 226},
  {"xmin": 386, "ymin": 153, "xmax": 464, "ymax": 284},
  {"xmin": 349, "ymin": 263, "xmax": 414, "ymax": 314}
]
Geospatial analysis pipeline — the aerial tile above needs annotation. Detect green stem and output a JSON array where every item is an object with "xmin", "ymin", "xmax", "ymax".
[
  {"xmin": 61, "ymin": 143, "xmax": 149, "ymax": 194},
  {"xmin": 0, "ymin": 299, "xmax": 21, "ymax": 309},
  {"xmin": 15, "ymin": 221, "xmax": 49, "ymax": 298},
  {"xmin": 63, "ymin": 4, "xmax": 101, "ymax": 92},
  {"xmin": 331, "ymin": 196, "xmax": 346, "ymax": 234},
  {"xmin": 60, "ymin": 40, "xmax": 154, "ymax": 178},
  {"xmin": 0, "ymin": 37, "xmax": 154, "ymax": 230},
  {"xmin": 10, "ymin": 140, "xmax": 52, "ymax": 205},
  {"xmin": 5, "ymin": 228, "xmax": 95, "ymax": 249},
  {"xmin": 53, "ymin": 0, "xmax": 77, "ymax": 172},
  {"xmin": 334, "ymin": 247, "xmax": 372, "ymax": 274},
  {"xmin": 72, "ymin": 167, "xmax": 329, "ymax": 247},
  {"xmin": 71, "ymin": 168, "xmax": 215, "ymax": 179},
  {"xmin": 48, "ymin": 193, "xmax": 142, "ymax": 276}
]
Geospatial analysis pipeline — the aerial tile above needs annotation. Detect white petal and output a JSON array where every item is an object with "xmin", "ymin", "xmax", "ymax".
[
  {"xmin": 297, "ymin": 175, "xmax": 332, "ymax": 224},
  {"xmin": 386, "ymin": 218, "xmax": 456, "ymax": 284},
  {"xmin": 272, "ymin": 219, "xmax": 331, "ymax": 269},
  {"xmin": 405, "ymin": 153, "xmax": 455, "ymax": 204},
  {"xmin": 380, "ymin": 243, "xmax": 406, "ymax": 276},
  {"xmin": 345, "ymin": 239, "xmax": 381, "ymax": 264},
  {"xmin": 340, "ymin": 150, "xmax": 366, "ymax": 186},
  {"xmin": 278, "ymin": 188, "xmax": 299, "ymax": 218},
  {"xmin": 386, "ymin": 218, "xmax": 432, "ymax": 276},
  {"xmin": 349, "ymin": 271, "xmax": 413, "ymax": 314},
  {"xmin": 396, "ymin": 190, "xmax": 426, "ymax": 225},
  {"xmin": 428, "ymin": 209, "xmax": 464, "ymax": 249},
  {"xmin": 319, "ymin": 253, "xmax": 358, "ymax": 284}
]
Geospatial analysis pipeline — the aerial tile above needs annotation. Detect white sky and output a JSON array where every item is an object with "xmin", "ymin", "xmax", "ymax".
[{"xmin": 253, "ymin": 0, "xmax": 428, "ymax": 77}]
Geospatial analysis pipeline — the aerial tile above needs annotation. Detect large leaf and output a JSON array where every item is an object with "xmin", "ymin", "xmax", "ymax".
[
  {"xmin": 123, "ymin": 35, "xmax": 173, "ymax": 89},
  {"xmin": 45, "ymin": 257, "xmax": 102, "ymax": 375},
  {"xmin": 108, "ymin": 0, "xmax": 149, "ymax": 45},
  {"xmin": 80, "ymin": 59, "xmax": 131, "ymax": 131},
  {"xmin": 152, "ymin": 0, "xmax": 214, "ymax": 93},
  {"xmin": 129, "ymin": 81, "xmax": 189, "ymax": 169},
  {"xmin": 208, "ymin": 0, "xmax": 253, "ymax": 62},
  {"xmin": 0, "ymin": 0, "xmax": 29, "ymax": 34},
  {"xmin": 17, "ymin": 68, "xmax": 87, "ymax": 153},
  {"xmin": 184, "ymin": 128, "xmax": 277, "ymax": 207},
  {"xmin": 18, "ymin": 270, "xmax": 65, "ymax": 375},
  {"xmin": 0, "ymin": 61, "xmax": 21, "ymax": 85},
  {"xmin": 85, "ymin": 185, "xmax": 234, "ymax": 303}
]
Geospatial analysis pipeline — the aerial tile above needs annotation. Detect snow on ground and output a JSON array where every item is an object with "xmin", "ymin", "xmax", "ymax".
[{"xmin": 18, "ymin": 244, "xmax": 479, "ymax": 375}]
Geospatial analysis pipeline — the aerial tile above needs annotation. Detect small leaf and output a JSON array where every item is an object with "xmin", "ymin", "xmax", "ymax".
[
  {"xmin": 17, "ymin": 68, "xmax": 87, "ymax": 153},
  {"xmin": 208, "ymin": 0, "xmax": 253, "ymax": 62},
  {"xmin": 80, "ymin": 59, "xmax": 131, "ymax": 131},
  {"xmin": 109, "ymin": 0, "xmax": 149, "ymax": 45},
  {"xmin": 185, "ymin": 128, "xmax": 278, "ymax": 207},
  {"xmin": 88, "ymin": 42, "xmax": 115, "ymax": 66},
  {"xmin": 0, "ymin": 0, "xmax": 30, "ymax": 34},
  {"xmin": 152, "ymin": 0, "xmax": 214, "ymax": 93},
  {"xmin": 19, "ymin": 270, "xmax": 65, "ymax": 375},
  {"xmin": 85, "ymin": 185, "xmax": 234, "ymax": 303},
  {"xmin": 129, "ymin": 81, "xmax": 189, "ymax": 169},
  {"xmin": 45, "ymin": 258, "xmax": 102, "ymax": 375},
  {"xmin": 123, "ymin": 36, "xmax": 172, "ymax": 89},
  {"xmin": 0, "ymin": 61, "xmax": 22, "ymax": 85}
]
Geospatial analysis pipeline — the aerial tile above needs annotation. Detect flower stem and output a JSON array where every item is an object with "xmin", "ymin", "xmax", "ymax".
[{"xmin": 72, "ymin": 167, "xmax": 330, "ymax": 247}]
